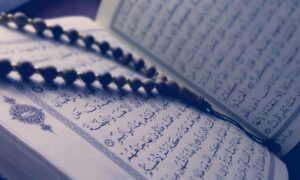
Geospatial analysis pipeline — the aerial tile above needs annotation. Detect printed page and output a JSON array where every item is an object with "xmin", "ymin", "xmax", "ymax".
[
  {"xmin": 0, "ymin": 17, "xmax": 288, "ymax": 179},
  {"xmin": 97, "ymin": 0, "xmax": 300, "ymax": 155}
]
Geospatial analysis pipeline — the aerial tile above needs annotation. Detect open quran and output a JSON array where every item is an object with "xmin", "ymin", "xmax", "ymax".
[{"xmin": 0, "ymin": 0, "xmax": 299, "ymax": 179}]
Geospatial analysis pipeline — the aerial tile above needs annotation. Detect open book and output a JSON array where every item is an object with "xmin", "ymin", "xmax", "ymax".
[{"xmin": 0, "ymin": 0, "xmax": 299, "ymax": 179}]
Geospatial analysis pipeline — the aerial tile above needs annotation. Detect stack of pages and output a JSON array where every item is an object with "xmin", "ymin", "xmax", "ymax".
[{"xmin": 0, "ymin": 0, "xmax": 299, "ymax": 179}]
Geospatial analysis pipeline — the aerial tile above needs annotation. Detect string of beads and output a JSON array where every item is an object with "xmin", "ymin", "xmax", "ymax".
[{"xmin": 0, "ymin": 12, "xmax": 281, "ymax": 154}]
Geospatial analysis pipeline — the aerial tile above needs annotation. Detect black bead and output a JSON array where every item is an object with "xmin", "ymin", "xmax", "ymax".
[
  {"xmin": 32, "ymin": 18, "xmax": 47, "ymax": 35},
  {"xmin": 13, "ymin": 13, "xmax": 28, "ymax": 29},
  {"xmin": 98, "ymin": 72, "xmax": 112, "ymax": 87},
  {"xmin": 50, "ymin": 25, "xmax": 64, "ymax": 39},
  {"xmin": 80, "ymin": 71, "xmax": 96, "ymax": 85},
  {"xmin": 112, "ymin": 47, "xmax": 124, "ymax": 60},
  {"xmin": 98, "ymin": 41, "xmax": 110, "ymax": 54},
  {"xmin": 129, "ymin": 78, "xmax": 142, "ymax": 91},
  {"xmin": 157, "ymin": 74, "xmax": 167, "ymax": 81},
  {"xmin": 114, "ymin": 75, "xmax": 127, "ymax": 88},
  {"xmin": 123, "ymin": 53, "xmax": 134, "ymax": 65},
  {"xmin": 143, "ymin": 79, "xmax": 155, "ymax": 93},
  {"xmin": 0, "ymin": 59, "xmax": 13, "ymax": 77},
  {"xmin": 155, "ymin": 80, "xmax": 169, "ymax": 95},
  {"xmin": 82, "ymin": 35, "xmax": 95, "ymax": 48},
  {"xmin": 60, "ymin": 69, "xmax": 78, "ymax": 85},
  {"xmin": 39, "ymin": 66, "xmax": 58, "ymax": 82},
  {"xmin": 146, "ymin": 66, "xmax": 156, "ymax": 78},
  {"xmin": 134, "ymin": 59, "xmax": 145, "ymax": 71},
  {"xmin": 0, "ymin": 13, "xmax": 9, "ymax": 24},
  {"xmin": 66, "ymin": 29, "xmax": 79, "ymax": 44},
  {"xmin": 16, "ymin": 61, "xmax": 36, "ymax": 80}
]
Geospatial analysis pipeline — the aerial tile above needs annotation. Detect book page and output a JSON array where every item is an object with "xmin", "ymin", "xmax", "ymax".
[
  {"xmin": 97, "ymin": 0, "xmax": 300, "ymax": 155},
  {"xmin": 0, "ymin": 17, "xmax": 288, "ymax": 179}
]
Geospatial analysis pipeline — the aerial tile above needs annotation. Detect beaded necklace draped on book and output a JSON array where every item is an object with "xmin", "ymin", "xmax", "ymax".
[{"xmin": 0, "ymin": 12, "xmax": 281, "ymax": 154}]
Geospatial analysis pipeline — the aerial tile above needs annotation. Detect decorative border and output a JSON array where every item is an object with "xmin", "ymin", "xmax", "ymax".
[
  {"xmin": 0, "ymin": 21, "xmax": 276, "ymax": 179},
  {"xmin": 17, "ymin": 83, "xmax": 275, "ymax": 180},
  {"xmin": 16, "ymin": 85, "xmax": 146, "ymax": 180},
  {"xmin": 0, "ymin": 27, "xmax": 146, "ymax": 179},
  {"xmin": 110, "ymin": 1, "xmax": 299, "ymax": 140},
  {"xmin": 272, "ymin": 105, "xmax": 299, "ymax": 139}
]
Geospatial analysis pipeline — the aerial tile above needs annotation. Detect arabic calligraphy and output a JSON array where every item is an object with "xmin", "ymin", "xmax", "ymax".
[{"xmin": 112, "ymin": 0, "xmax": 300, "ymax": 139}]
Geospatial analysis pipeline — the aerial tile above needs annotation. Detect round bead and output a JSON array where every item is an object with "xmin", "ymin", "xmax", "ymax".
[
  {"xmin": 0, "ymin": 13, "xmax": 9, "ymax": 24},
  {"xmin": 146, "ymin": 66, "xmax": 156, "ymax": 78},
  {"xmin": 82, "ymin": 35, "xmax": 95, "ymax": 48},
  {"xmin": 66, "ymin": 29, "xmax": 79, "ymax": 44},
  {"xmin": 0, "ymin": 59, "xmax": 13, "ymax": 77},
  {"xmin": 98, "ymin": 72, "xmax": 112, "ymax": 87},
  {"xmin": 60, "ymin": 69, "xmax": 78, "ymax": 85},
  {"xmin": 32, "ymin": 18, "xmax": 47, "ymax": 35},
  {"xmin": 123, "ymin": 53, "xmax": 134, "ymax": 65},
  {"xmin": 13, "ymin": 13, "xmax": 28, "ymax": 29},
  {"xmin": 129, "ymin": 78, "xmax": 142, "ymax": 91},
  {"xmin": 50, "ymin": 25, "xmax": 64, "ymax": 39},
  {"xmin": 112, "ymin": 47, "xmax": 123, "ymax": 60},
  {"xmin": 98, "ymin": 41, "xmax": 110, "ymax": 54},
  {"xmin": 114, "ymin": 75, "xmax": 127, "ymax": 88},
  {"xmin": 16, "ymin": 61, "xmax": 36, "ymax": 80},
  {"xmin": 143, "ymin": 79, "xmax": 155, "ymax": 93},
  {"xmin": 38, "ymin": 66, "xmax": 58, "ymax": 82},
  {"xmin": 134, "ymin": 59, "xmax": 145, "ymax": 71},
  {"xmin": 157, "ymin": 74, "xmax": 168, "ymax": 81},
  {"xmin": 155, "ymin": 80, "xmax": 169, "ymax": 95},
  {"xmin": 80, "ymin": 71, "xmax": 96, "ymax": 85}
]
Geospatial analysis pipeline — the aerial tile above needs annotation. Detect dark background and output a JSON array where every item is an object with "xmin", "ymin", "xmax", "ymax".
[
  {"xmin": 10, "ymin": 0, "xmax": 101, "ymax": 19},
  {"xmin": 6, "ymin": 0, "xmax": 300, "ymax": 179}
]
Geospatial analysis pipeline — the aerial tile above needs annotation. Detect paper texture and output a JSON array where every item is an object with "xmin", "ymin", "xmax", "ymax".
[
  {"xmin": 97, "ymin": 0, "xmax": 300, "ymax": 155},
  {"xmin": 0, "ymin": 16, "xmax": 288, "ymax": 179}
]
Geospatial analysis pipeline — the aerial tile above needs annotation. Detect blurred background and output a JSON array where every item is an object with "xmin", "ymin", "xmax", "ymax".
[
  {"xmin": 1, "ymin": 0, "xmax": 101, "ymax": 19},
  {"xmin": 0, "ymin": 0, "xmax": 30, "ymax": 12}
]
